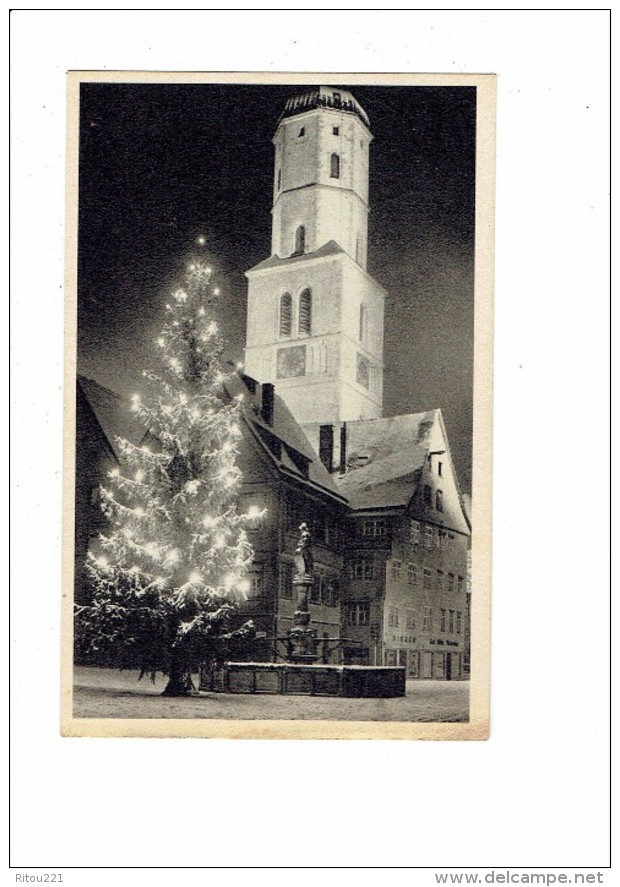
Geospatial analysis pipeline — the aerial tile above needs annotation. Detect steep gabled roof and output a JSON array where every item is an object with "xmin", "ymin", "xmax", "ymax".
[
  {"xmin": 337, "ymin": 410, "xmax": 471, "ymax": 533},
  {"xmin": 77, "ymin": 376, "xmax": 147, "ymax": 460},
  {"xmin": 245, "ymin": 240, "xmax": 345, "ymax": 274},
  {"xmin": 224, "ymin": 374, "xmax": 347, "ymax": 503},
  {"xmin": 335, "ymin": 411, "xmax": 436, "ymax": 510}
]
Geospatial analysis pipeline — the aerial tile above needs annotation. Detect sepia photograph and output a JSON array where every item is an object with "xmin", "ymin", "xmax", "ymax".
[{"xmin": 63, "ymin": 73, "xmax": 494, "ymax": 738}]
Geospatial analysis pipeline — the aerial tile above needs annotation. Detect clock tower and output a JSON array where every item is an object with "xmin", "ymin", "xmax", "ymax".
[{"xmin": 244, "ymin": 87, "xmax": 385, "ymax": 459}]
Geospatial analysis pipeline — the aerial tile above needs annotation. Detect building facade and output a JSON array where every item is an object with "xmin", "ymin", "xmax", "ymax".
[
  {"xmin": 225, "ymin": 374, "xmax": 348, "ymax": 664},
  {"xmin": 336, "ymin": 412, "xmax": 470, "ymax": 678}
]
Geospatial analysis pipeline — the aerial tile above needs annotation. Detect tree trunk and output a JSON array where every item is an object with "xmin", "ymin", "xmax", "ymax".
[{"xmin": 161, "ymin": 645, "xmax": 196, "ymax": 697}]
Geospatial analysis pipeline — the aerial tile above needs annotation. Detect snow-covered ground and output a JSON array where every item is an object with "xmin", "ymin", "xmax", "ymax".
[{"xmin": 73, "ymin": 666, "xmax": 469, "ymax": 722}]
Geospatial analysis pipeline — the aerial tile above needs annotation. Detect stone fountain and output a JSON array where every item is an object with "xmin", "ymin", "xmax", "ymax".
[{"xmin": 200, "ymin": 523, "xmax": 406, "ymax": 697}]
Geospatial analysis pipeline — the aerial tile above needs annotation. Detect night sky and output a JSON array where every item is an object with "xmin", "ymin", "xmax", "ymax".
[{"xmin": 78, "ymin": 82, "xmax": 476, "ymax": 490}]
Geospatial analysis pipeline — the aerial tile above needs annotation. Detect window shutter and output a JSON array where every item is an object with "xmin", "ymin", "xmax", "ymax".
[
  {"xmin": 299, "ymin": 289, "xmax": 312, "ymax": 334},
  {"xmin": 280, "ymin": 293, "xmax": 292, "ymax": 336}
]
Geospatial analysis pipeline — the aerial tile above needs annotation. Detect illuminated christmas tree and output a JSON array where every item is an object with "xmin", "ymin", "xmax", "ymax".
[{"xmin": 75, "ymin": 246, "xmax": 262, "ymax": 696}]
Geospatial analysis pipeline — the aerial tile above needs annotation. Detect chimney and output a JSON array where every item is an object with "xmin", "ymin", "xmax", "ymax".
[
  {"xmin": 261, "ymin": 383, "xmax": 275, "ymax": 427},
  {"xmin": 319, "ymin": 425, "xmax": 334, "ymax": 473},
  {"xmin": 339, "ymin": 422, "xmax": 347, "ymax": 475}
]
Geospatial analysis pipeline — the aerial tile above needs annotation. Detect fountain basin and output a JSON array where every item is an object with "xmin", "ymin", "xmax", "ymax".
[{"xmin": 199, "ymin": 662, "xmax": 406, "ymax": 698}]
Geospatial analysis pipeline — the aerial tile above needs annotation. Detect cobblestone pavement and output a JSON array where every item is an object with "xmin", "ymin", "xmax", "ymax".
[{"xmin": 73, "ymin": 667, "xmax": 469, "ymax": 722}]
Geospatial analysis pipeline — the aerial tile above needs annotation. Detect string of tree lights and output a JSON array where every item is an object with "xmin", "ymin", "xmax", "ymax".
[{"xmin": 75, "ymin": 244, "xmax": 265, "ymax": 697}]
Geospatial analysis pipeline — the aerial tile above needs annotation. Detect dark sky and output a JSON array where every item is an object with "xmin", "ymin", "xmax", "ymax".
[{"xmin": 78, "ymin": 82, "xmax": 476, "ymax": 490}]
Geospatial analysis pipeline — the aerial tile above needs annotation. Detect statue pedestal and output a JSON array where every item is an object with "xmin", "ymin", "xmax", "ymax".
[{"xmin": 286, "ymin": 576, "xmax": 318, "ymax": 664}]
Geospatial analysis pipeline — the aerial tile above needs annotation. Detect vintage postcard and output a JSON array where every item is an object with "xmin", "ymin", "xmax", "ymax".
[{"xmin": 62, "ymin": 72, "xmax": 495, "ymax": 739}]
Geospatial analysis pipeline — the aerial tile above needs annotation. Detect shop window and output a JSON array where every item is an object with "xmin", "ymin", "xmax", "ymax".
[
  {"xmin": 384, "ymin": 649, "xmax": 397, "ymax": 667},
  {"xmin": 434, "ymin": 653, "xmax": 445, "ymax": 679}
]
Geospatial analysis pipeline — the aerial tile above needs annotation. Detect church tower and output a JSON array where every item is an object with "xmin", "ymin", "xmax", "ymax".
[{"xmin": 244, "ymin": 87, "xmax": 385, "ymax": 459}]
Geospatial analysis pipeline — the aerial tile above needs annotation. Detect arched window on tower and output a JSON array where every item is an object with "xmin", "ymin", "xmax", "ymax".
[
  {"xmin": 279, "ymin": 292, "xmax": 292, "ymax": 337},
  {"xmin": 294, "ymin": 225, "xmax": 306, "ymax": 255},
  {"xmin": 330, "ymin": 153, "xmax": 340, "ymax": 179},
  {"xmin": 299, "ymin": 289, "xmax": 312, "ymax": 335}
]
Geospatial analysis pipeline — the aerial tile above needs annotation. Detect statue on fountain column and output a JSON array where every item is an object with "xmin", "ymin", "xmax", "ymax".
[{"xmin": 293, "ymin": 522, "xmax": 314, "ymax": 578}]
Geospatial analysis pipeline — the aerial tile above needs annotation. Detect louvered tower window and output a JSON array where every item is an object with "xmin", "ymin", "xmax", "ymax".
[
  {"xmin": 279, "ymin": 292, "xmax": 292, "ymax": 336},
  {"xmin": 299, "ymin": 289, "xmax": 312, "ymax": 335}
]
